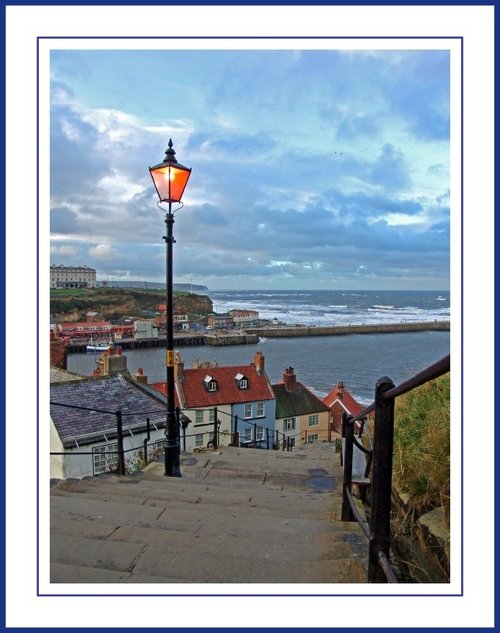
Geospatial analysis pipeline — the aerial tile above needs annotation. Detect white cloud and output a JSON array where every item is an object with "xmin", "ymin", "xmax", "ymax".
[
  {"xmin": 50, "ymin": 245, "xmax": 79, "ymax": 257},
  {"xmin": 97, "ymin": 170, "xmax": 145, "ymax": 203},
  {"xmin": 88, "ymin": 244, "xmax": 116, "ymax": 260}
]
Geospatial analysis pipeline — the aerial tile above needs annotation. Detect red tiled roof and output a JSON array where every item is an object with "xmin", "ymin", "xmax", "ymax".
[
  {"xmin": 323, "ymin": 384, "xmax": 364, "ymax": 417},
  {"xmin": 181, "ymin": 364, "xmax": 274, "ymax": 408},
  {"xmin": 59, "ymin": 321, "xmax": 111, "ymax": 328},
  {"xmin": 149, "ymin": 381, "xmax": 181, "ymax": 408}
]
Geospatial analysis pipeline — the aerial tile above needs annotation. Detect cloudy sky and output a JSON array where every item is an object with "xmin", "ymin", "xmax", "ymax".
[{"xmin": 50, "ymin": 46, "xmax": 450, "ymax": 291}]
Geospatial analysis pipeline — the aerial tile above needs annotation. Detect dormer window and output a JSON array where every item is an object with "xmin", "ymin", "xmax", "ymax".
[
  {"xmin": 235, "ymin": 373, "xmax": 248, "ymax": 389},
  {"xmin": 204, "ymin": 375, "xmax": 217, "ymax": 392}
]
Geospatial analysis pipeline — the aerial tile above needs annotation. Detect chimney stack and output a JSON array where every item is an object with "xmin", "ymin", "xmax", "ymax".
[
  {"xmin": 97, "ymin": 346, "xmax": 128, "ymax": 376},
  {"xmin": 174, "ymin": 351, "xmax": 184, "ymax": 381},
  {"xmin": 283, "ymin": 367, "xmax": 297, "ymax": 392},
  {"xmin": 135, "ymin": 367, "xmax": 148, "ymax": 384},
  {"xmin": 50, "ymin": 330, "xmax": 68, "ymax": 369},
  {"xmin": 254, "ymin": 351, "xmax": 265, "ymax": 374},
  {"xmin": 337, "ymin": 381, "xmax": 344, "ymax": 399}
]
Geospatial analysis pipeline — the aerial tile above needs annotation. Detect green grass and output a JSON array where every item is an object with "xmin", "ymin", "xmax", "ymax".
[
  {"xmin": 393, "ymin": 373, "xmax": 450, "ymax": 526},
  {"xmin": 50, "ymin": 288, "xmax": 86, "ymax": 296}
]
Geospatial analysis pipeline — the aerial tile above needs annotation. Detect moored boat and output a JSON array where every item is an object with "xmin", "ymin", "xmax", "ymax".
[{"xmin": 86, "ymin": 336, "xmax": 113, "ymax": 353}]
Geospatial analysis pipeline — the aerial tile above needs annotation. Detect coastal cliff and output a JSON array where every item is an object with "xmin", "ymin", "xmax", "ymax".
[{"xmin": 50, "ymin": 288, "xmax": 213, "ymax": 322}]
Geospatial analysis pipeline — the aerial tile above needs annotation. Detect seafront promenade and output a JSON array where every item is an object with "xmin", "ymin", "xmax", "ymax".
[{"xmin": 66, "ymin": 320, "xmax": 450, "ymax": 353}]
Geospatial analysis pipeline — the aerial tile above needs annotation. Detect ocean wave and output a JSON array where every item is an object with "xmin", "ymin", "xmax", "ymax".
[{"xmin": 210, "ymin": 290, "xmax": 450, "ymax": 327}]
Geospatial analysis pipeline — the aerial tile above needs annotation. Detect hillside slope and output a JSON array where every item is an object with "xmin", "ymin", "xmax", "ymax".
[{"xmin": 50, "ymin": 288, "xmax": 213, "ymax": 322}]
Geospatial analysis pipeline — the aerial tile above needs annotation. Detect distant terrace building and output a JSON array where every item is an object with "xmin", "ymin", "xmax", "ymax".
[
  {"xmin": 57, "ymin": 321, "xmax": 112, "ymax": 338},
  {"xmin": 228, "ymin": 309, "xmax": 259, "ymax": 325},
  {"xmin": 207, "ymin": 313, "xmax": 234, "ymax": 329},
  {"xmin": 50, "ymin": 265, "xmax": 96, "ymax": 289}
]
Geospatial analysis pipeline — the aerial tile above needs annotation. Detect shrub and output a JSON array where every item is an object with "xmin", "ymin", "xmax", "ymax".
[{"xmin": 393, "ymin": 374, "xmax": 450, "ymax": 526}]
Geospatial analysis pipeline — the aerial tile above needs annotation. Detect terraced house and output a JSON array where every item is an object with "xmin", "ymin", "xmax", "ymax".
[
  {"xmin": 156, "ymin": 351, "xmax": 276, "ymax": 451},
  {"xmin": 273, "ymin": 367, "xmax": 331, "ymax": 445}
]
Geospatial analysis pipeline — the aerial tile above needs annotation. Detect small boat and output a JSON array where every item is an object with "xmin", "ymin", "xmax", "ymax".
[{"xmin": 86, "ymin": 336, "xmax": 113, "ymax": 353}]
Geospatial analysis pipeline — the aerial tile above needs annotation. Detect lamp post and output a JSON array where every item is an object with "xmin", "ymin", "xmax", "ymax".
[{"xmin": 149, "ymin": 139, "xmax": 191, "ymax": 477}]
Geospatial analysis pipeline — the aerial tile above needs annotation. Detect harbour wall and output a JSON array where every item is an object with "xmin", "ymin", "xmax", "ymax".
[
  {"xmin": 66, "ymin": 321, "xmax": 449, "ymax": 353},
  {"xmin": 245, "ymin": 321, "xmax": 450, "ymax": 338}
]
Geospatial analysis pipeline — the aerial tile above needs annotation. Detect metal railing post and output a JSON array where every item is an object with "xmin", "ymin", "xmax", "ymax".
[
  {"xmin": 233, "ymin": 414, "xmax": 239, "ymax": 446},
  {"xmin": 213, "ymin": 407, "xmax": 218, "ymax": 449},
  {"xmin": 340, "ymin": 414, "xmax": 346, "ymax": 466},
  {"xmin": 115, "ymin": 410, "xmax": 125, "ymax": 476},
  {"xmin": 368, "ymin": 376, "xmax": 395, "ymax": 583},
  {"xmin": 143, "ymin": 417, "xmax": 150, "ymax": 466},
  {"xmin": 341, "ymin": 413, "xmax": 355, "ymax": 521}
]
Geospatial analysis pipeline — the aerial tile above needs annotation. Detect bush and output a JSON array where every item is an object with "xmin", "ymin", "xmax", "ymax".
[{"xmin": 393, "ymin": 374, "xmax": 450, "ymax": 526}]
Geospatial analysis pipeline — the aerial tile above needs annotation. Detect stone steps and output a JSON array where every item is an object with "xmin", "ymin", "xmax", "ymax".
[{"xmin": 50, "ymin": 444, "xmax": 368, "ymax": 585}]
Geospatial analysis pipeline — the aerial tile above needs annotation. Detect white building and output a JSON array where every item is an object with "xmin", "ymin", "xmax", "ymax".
[
  {"xmin": 50, "ymin": 371, "xmax": 168, "ymax": 479},
  {"xmin": 134, "ymin": 320, "xmax": 159, "ymax": 340},
  {"xmin": 50, "ymin": 264, "xmax": 96, "ymax": 289}
]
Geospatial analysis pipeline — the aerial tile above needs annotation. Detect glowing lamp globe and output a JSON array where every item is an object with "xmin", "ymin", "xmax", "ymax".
[{"xmin": 149, "ymin": 139, "xmax": 192, "ymax": 203}]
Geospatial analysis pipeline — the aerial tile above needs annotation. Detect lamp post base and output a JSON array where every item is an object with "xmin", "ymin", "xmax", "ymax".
[{"xmin": 164, "ymin": 444, "xmax": 182, "ymax": 477}]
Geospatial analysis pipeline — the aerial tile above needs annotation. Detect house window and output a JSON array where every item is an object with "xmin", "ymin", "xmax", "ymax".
[
  {"xmin": 284, "ymin": 417, "xmax": 296, "ymax": 431},
  {"xmin": 204, "ymin": 375, "xmax": 217, "ymax": 392},
  {"xmin": 244, "ymin": 404, "xmax": 252, "ymax": 419},
  {"xmin": 256, "ymin": 426, "xmax": 265, "ymax": 441},
  {"xmin": 195, "ymin": 434, "xmax": 204, "ymax": 447},
  {"xmin": 93, "ymin": 443, "xmax": 118, "ymax": 475},
  {"xmin": 208, "ymin": 408, "xmax": 215, "ymax": 422},
  {"xmin": 307, "ymin": 433, "xmax": 319, "ymax": 443},
  {"xmin": 235, "ymin": 373, "xmax": 248, "ymax": 389},
  {"xmin": 195, "ymin": 410, "xmax": 204, "ymax": 425},
  {"xmin": 243, "ymin": 426, "xmax": 253, "ymax": 441},
  {"xmin": 308, "ymin": 414, "xmax": 319, "ymax": 427},
  {"xmin": 256, "ymin": 402, "xmax": 265, "ymax": 417}
]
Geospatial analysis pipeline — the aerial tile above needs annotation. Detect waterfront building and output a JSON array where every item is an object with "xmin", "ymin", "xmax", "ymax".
[
  {"xmin": 228, "ymin": 309, "xmax": 259, "ymax": 325},
  {"xmin": 50, "ymin": 264, "xmax": 96, "ymax": 289},
  {"xmin": 57, "ymin": 321, "xmax": 113, "ymax": 338},
  {"xmin": 207, "ymin": 313, "xmax": 234, "ymax": 329},
  {"xmin": 273, "ymin": 367, "xmax": 331, "ymax": 445}
]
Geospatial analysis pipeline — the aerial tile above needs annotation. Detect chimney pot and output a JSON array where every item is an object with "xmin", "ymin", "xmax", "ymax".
[{"xmin": 283, "ymin": 367, "xmax": 297, "ymax": 392}]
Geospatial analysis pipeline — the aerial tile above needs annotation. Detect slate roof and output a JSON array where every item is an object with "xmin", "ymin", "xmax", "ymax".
[
  {"xmin": 180, "ymin": 364, "xmax": 274, "ymax": 409},
  {"xmin": 273, "ymin": 382, "xmax": 330, "ymax": 419},
  {"xmin": 50, "ymin": 374, "xmax": 168, "ymax": 448},
  {"xmin": 50, "ymin": 367, "xmax": 86, "ymax": 383}
]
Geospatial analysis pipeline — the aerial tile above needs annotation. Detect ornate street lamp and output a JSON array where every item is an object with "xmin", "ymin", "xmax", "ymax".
[{"xmin": 149, "ymin": 139, "xmax": 191, "ymax": 477}]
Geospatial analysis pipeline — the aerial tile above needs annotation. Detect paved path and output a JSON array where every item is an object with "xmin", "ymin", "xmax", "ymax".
[{"xmin": 50, "ymin": 443, "xmax": 368, "ymax": 584}]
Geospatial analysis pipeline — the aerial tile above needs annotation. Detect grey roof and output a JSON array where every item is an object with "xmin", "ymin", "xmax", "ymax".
[
  {"xmin": 50, "ymin": 374, "xmax": 168, "ymax": 448},
  {"xmin": 272, "ymin": 382, "xmax": 330, "ymax": 420},
  {"xmin": 50, "ymin": 367, "xmax": 87, "ymax": 383}
]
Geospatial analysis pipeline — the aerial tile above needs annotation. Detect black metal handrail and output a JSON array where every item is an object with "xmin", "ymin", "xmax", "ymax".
[{"xmin": 341, "ymin": 353, "xmax": 450, "ymax": 583}]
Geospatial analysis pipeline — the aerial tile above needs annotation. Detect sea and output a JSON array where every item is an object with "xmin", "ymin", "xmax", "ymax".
[{"xmin": 67, "ymin": 289, "xmax": 450, "ymax": 405}]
